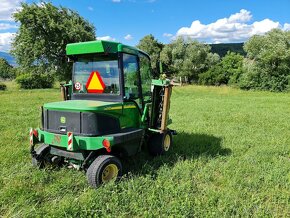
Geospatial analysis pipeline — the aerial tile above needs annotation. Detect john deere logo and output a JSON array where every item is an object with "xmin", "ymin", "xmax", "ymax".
[{"xmin": 60, "ymin": 116, "xmax": 66, "ymax": 124}]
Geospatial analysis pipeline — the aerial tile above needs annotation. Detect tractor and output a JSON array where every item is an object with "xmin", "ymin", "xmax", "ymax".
[{"xmin": 30, "ymin": 40, "xmax": 175, "ymax": 188}]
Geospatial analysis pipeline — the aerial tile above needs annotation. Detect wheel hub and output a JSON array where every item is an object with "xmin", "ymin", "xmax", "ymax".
[
  {"xmin": 163, "ymin": 134, "xmax": 171, "ymax": 151},
  {"xmin": 102, "ymin": 164, "xmax": 118, "ymax": 182}
]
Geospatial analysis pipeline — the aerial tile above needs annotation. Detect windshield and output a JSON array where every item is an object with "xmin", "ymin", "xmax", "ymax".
[{"xmin": 73, "ymin": 54, "xmax": 120, "ymax": 94}]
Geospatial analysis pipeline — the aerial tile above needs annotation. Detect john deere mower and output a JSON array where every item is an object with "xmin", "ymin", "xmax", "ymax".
[{"xmin": 30, "ymin": 40, "xmax": 175, "ymax": 188}]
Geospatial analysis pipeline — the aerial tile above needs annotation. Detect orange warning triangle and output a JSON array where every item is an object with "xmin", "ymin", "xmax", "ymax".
[{"xmin": 86, "ymin": 71, "xmax": 106, "ymax": 93}]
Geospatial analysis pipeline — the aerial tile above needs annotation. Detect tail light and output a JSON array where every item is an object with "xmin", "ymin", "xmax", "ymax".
[{"xmin": 102, "ymin": 139, "xmax": 111, "ymax": 152}]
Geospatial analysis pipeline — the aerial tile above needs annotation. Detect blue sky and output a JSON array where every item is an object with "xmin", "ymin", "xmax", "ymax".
[{"xmin": 0, "ymin": 0, "xmax": 290, "ymax": 51}]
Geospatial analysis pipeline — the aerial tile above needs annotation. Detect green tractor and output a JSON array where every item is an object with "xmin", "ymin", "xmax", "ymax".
[{"xmin": 30, "ymin": 40, "xmax": 175, "ymax": 188}]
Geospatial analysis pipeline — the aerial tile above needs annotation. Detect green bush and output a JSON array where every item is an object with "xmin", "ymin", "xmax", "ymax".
[
  {"xmin": 238, "ymin": 56, "xmax": 290, "ymax": 92},
  {"xmin": 241, "ymin": 29, "xmax": 290, "ymax": 92},
  {"xmin": 15, "ymin": 72, "xmax": 54, "ymax": 89},
  {"xmin": 238, "ymin": 67, "xmax": 289, "ymax": 92},
  {"xmin": 198, "ymin": 52, "xmax": 244, "ymax": 86},
  {"xmin": 0, "ymin": 82, "xmax": 7, "ymax": 90},
  {"xmin": 198, "ymin": 65, "xmax": 224, "ymax": 85},
  {"xmin": 0, "ymin": 58, "xmax": 15, "ymax": 80}
]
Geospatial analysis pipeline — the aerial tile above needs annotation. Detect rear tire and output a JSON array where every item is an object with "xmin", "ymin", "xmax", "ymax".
[
  {"xmin": 32, "ymin": 144, "xmax": 51, "ymax": 169},
  {"xmin": 86, "ymin": 155, "xmax": 122, "ymax": 188},
  {"xmin": 148, "ymin": 131, "xmax": 172, "ymax": 156}
]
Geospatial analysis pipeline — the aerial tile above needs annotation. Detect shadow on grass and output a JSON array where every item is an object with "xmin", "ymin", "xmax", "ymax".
[{"xmin": 122, "ymin": 132, "xmax": 231, "ymax": 177}]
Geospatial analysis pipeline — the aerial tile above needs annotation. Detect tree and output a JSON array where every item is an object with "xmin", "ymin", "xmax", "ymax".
[
  {"xmin": 241, "ymin": 29, "xmax": 290, "ymax": 91},
  {"xmin": 0, "ymin": 58, "xmax": 15, "ymax": 79},
  {"xmin": 137, "ymin": 34, "xmax": 163, "ymax": 75},
  {"xmin": 221, "ymin": 52, "xmax": 244, "ymax": 85},
  {"xmin": 198, "ymin": 65, "xmax": 224, "ymax": 86},
  {"xmin": 160, "ymin": 37, "xmax": 211, "ymax": 82},
  {"xmin": 205, "ymin": 52, "xmax": 220, "ymax": 69},
  {"xmin": 198, "ymin": 52, "xmax": 243, "ymax": 86},
  {"xmin": 11, "ymin": 2, "xmax": 96, "ymax": 81}
]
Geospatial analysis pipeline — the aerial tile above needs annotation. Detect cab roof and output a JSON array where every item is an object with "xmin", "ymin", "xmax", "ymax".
[{"xmin": 66, "ymin": 40, "xmax": 149, "ymax": 57}]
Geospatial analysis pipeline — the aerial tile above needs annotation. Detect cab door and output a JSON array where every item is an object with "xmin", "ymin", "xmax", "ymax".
[
  {"xmin": 138, "ymin": 53, "xmax": 153, "ymax": 105},
  {"xmin": 122, "ymin": 52, "xmax": 153, "ymax": 111},
  {"xmin": 122, "ymin": 53, "xmax": 143, "ymax": 109}
]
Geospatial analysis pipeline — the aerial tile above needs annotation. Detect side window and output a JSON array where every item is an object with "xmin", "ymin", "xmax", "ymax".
[
  {"xmin": 123, "ymin": 53, "xmax": 141, "ymax": 102},
  {"xmin": 139, "ymin": 54, "xmax": 152, "ymax": 102}
]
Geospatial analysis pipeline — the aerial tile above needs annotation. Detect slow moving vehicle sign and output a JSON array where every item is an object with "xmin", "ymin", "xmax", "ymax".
[{"xmin": 86, "ymin": 71, "xmax": 106, "ymax": 93}]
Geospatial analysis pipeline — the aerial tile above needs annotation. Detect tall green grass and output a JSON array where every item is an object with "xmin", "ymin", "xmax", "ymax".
[{"xmin": 0, "ymin": 83, "xmax": 289, "ymax": 217}]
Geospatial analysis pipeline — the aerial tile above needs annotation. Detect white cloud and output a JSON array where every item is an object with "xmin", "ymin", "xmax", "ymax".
[
  {"xmin": 112, "ymin": 0, "xmax": 121, "ymax": 3},
  {"xmin": 251, "ymin": 19, "xmax": 280, "ymax": 35},
  {"xmin": 176, "ymin": 9, "xmax": 287, "ymax": 43},
  {"xmin": 0, "ymin": 0, "xmax": 23, "ymax": 21},
  {"xmin": 97, "ymin": 36, "xmax": 116, "ymax": 41},
  {"xmin": 0, "ymin": 1, "xmax": 22, "ymax": 51},
  {"xmin": 88, "ymin": 6, "xmax": 94, "ymax": 11},
  {"xmin": 228, "ymin": 9, "xmax": 252, "ymax": 23},
  {"xmin": 283, "ymin": 23, "xmax": 290, "ymax": 31},
  {"xmin": 124, "ymin": 34, "xmax": 133, "ymax": 40},
  {"xmin": 0, "ymin": 32, "xmax": 15, "ymax": 51},
  {"xmin": 163, "ymin": 33, "xmax": 173, "ymax": 38}
]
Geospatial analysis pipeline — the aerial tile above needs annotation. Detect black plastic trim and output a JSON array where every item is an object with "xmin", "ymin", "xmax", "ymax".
[
  {"xmin": 105, "ymin": 128, "xmax": 144, "ymax": 145},
  {"xmin": 43, "ymin": 110, "xmax": 121, "ymax": 136},
  {"xmin": 50, "ymin": 146, "xmax": 85, "ymax": 160}
]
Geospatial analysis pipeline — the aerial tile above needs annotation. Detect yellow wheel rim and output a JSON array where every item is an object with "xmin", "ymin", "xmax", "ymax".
[
  {"xmin": 163, "ymin": 134, "xmax": 171, "ymax": 151},
  {"xmin": 102, "ymin": 164, "xmax": 118, "ymax": 183}
]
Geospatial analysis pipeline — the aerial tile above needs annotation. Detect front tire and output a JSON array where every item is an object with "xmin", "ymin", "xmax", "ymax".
[
  {"xmin": 148, "ymin": 131, "xmax": 172, "ymax": 156},
  {"xmin": 86, "ymin": 155, "xmax": 122, "ymax": 188}
]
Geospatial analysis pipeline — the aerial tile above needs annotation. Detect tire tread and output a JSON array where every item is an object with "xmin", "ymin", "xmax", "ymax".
[{"xmin": 86, "ymin": 155, "xmax": 122, "ymax": 188}]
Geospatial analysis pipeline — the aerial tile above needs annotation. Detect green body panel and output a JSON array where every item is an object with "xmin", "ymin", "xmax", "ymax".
[
  {"xmin": 37, "ymin": 128, "xmax": 113, "ymax": 151},
  {"xmin": 40, "ymin": 99, "xmax": 142, "ymax": 153},
  {"xmin": 117, "ymin": 44, "xmax": 139, "ymax": 55},
  {"xmin": 66, "ymin": 40, "xmax": 148, "ymax": 56},
  {"xmin": 119, "ymin": 102, "xmax": 141, "ymax": 129},
  {"xmin": 44, "ymin": 100, "xmax": 121, "ymax": 112},
  {"xmin": 44, "ymin": 100, "xmax": 142, "ymax": 129},
  {"xmin": 151, "ymin": 79, "xmax": 171, "ymax": 86},
  {"xmin": 141, "ymin": 103, "xmax": 151, "ymax": 123},
  {"xmin": 66, "ymin": 40, "xmax": 118, "ymax": 55}
]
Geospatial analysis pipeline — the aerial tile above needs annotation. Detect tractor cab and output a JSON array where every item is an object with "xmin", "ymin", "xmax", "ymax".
[
  {"xmin": 30, "ymin": 40, "xmax": 175, "ymax": 188},
  {"xmin": 66, "ymin": 41, "xmax": 152, "ymax": 107}
]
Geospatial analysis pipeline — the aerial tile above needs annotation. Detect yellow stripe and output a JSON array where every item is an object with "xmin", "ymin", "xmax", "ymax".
[
  {"xmin": 124, "ymin": 105, "xmax": 136, "ymax": 109},
  {"xmin": 105, "ymin": 106, "xmax": 122, "ymax": 110},
  {"xmin": 104, "ymin": 105, "xmax": 136, "ymax": 110}
]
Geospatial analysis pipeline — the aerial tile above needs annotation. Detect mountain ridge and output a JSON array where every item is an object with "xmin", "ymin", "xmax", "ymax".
[{"xmin": 0, "ymin": 51, "xmax": 16, "ymax": 66}]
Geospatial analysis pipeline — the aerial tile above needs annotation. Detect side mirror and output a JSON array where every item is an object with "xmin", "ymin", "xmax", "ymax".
[
  {"xmin": 60, "ymin": 81, "xmax": 72, "ymax": 101},
  {"xmin": 60, "ymin": 85, "xmax": 67, "ymax": 101}
]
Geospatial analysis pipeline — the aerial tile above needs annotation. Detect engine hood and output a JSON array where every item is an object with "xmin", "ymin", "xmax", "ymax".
[{"xmin": 43, "ymin": 100, "xmax": 122, "ymax": 112}]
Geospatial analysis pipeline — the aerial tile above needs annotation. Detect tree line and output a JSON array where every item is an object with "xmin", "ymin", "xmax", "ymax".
[
  {"xmin": 138, "ymin": 30, "xmax": 290, "ymax": 92},
  {"xmin": 0, "ymin": 2, "xmax": 289, "ymax": 92}
]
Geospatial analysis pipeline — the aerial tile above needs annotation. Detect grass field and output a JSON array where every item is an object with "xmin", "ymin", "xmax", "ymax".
[{"xmin": 0, "ymin": 81, "xmax": 289, "ymax": 217}]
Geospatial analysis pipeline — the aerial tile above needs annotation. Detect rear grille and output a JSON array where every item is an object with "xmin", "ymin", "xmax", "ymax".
[{"xmin": 43, "ymin": 109, "xmax": 120, "ymax": 136}]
